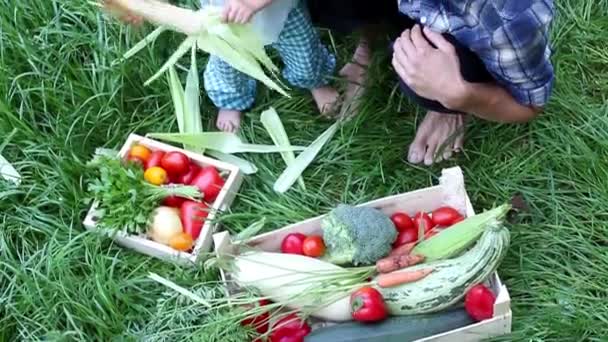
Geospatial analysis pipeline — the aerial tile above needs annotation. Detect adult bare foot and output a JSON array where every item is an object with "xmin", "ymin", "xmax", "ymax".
[
  {"xmin": 407, "ymin": 111, "xmax": 466, "ymax": 165},
  {"xmin": 216, "ymin": 109, "xmax": 242, "ymax": 133},
  {"xmin": 311, "ymin": 86, "xmax": 340, "ymax": 116}
]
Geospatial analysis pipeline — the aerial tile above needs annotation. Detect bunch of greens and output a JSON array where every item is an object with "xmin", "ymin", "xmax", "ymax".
[{"xmin": 86, "ymin": 153, "xmax": 201, "ymax": 234}]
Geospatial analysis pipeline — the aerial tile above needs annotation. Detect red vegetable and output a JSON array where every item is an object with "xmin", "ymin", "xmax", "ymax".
[
  {"xmin": 145, "ymin": 150, "xmax": 165, "ymax": 170},
  {"xmin": 163, "ymin": 196, "xmax": 185, "ymax": 208},
  {"xmin": 302, "ymin": 235, "xmax": 325, "ymax": 257},
  {"xmin": 180, "ymin": 200, "xmax": 209, "ymax": 240},
  {"xmin": 465, "ymin": 284, "xmax": 496, "ymax": 322},
  {"xmin": 424, "ymin": 228, "xmax": 441, "ymax": 239},
  {"xmin": 126, "ymin": 155, "xmax": 144, "ymax": 166},
  {"xmin": 350, "ymin": 287, "xmax": 388, "ymax": 322},
  {"xmin": 241, "ymin": 300, "xmax": 271, "ymax": 335},
  {"xmin": 281, "ymin": 233, "xmax": 306, "ymax": 255},
  {"xmin": 270, "ymin": 313, "xmax": 311, "ymax": 342},
  {"xmin": 178, "ymin": 163, "xmax": 201, "ymax": 185},
  {"xmin": 432, "ymin": 206, "xmax": 464, "ymax": 227},
  {"xmin": 190, "ymin": 166, "xmax": 225, "ymax": 202},
  {"xmin": 161, "ymin": 151, "xmax": 190, "ymax": 176},
  {"xmin": 413, "ymin": 212, "xmax": 435, "ymax": 233},
  {"xmin": 393, "ymin": 227, "xmax": 418, "ymax": 247},
  {"xmin": 390, "ymin": 212, "xmax": 414, "ymax": 232}
]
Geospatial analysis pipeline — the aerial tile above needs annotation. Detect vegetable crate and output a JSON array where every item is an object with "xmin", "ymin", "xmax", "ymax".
[
  {"xmin": 213, "ymin": 167, "xmax": 511, "ymax": 341},
  {"xmin": 83, "ymin": 133, "xmax": 244, "ymax": 265}
]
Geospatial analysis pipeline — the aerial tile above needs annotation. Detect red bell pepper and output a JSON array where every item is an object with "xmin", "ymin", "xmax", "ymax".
[
  {"xmin": 163, "ymin": 196, "xmax": 185, "ymax": 208},
  {"xmin": 189, "ymin": 166, "xmax": 225, "ymax": 202},
  {"xmin": 270, "ymin": 313, "xmax": 311, "ymax": 342},
  {"xmin": 180, "ymin": 200, "xmax": 209, "ymax": 240},
  {"xmin": 350, "ymin": 287, "xmax": 388, "ymax": 323},
  {"xmin": 145, "ymin": 150, "xmax": 165, "ymax": 170},
  {"xmin": 178, "ymin": 163, "xmax": 201, "ymax": 185}
]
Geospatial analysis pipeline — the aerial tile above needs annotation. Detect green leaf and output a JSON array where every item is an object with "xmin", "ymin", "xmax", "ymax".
[
  {"xmin": 234, "ymin": 217, "xmax": 266, "ymax": 242},
  {"xmin": 145, "ymin": 36, "xmax": 197, "ymax": 86},
  {"xmin": 273, "ymin": 122, "xmax": 339, "ymax": 193},
  {"xmin": 168, "ymin": 66, "xmax": 186, "ymax": 134},
  {"xmin": 260, "ymin": 107, "xmax": 305, "ymax": 190},
  {"xmin": 205, "ymin": 150, "xmax": 258, "ymax": 175},
  {"xmin": 120, "ymin": 26, "xmax": 167, "ymax": 63},
  {"xmin": 148, "ymin": 132, "xmax": 306, "ymax": 154},
  {"xmin": 0, "ymin": 154, "xmax": 20, "ymax": 185}
]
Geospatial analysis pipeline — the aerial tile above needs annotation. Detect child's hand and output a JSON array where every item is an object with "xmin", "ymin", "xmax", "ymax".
[
  {"xmin": 222, "ymin": 0, "xmax": 272, "ymax": 24},
  {"xmin": 101, "ymin": 0, "xmax": 144, "ymax": 26}
]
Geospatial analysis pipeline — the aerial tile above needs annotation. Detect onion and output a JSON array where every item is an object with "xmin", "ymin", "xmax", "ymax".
[{"xmin": 148, "ymin": 206, "xmax": 183, "ymax": 245}]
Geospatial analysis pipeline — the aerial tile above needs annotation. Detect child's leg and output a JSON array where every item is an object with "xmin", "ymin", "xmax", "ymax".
[
  {"xmin": 272, "ymin": 3, "xmax": 339, "ymax": 115},
  {"xmin": 204, "ymin": 55, "xmax": 257, "ymax": 132}
]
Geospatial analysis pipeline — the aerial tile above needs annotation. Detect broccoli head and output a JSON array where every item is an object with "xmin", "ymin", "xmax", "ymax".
[{"xmin": 321, "ymin": 204, "xmax": 397, "ymax": 266}]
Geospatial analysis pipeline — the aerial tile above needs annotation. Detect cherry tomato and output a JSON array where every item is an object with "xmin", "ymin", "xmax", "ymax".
[
  {"xmin": 145, "ymin": 150, "xmax": 165, "ymax": 170},
  {"xmin": 465, "ymin": 284, "xmax": 496, "ymax": 321},
  {"xmin": 178, "ymin": 164, "xmax": 201, "ymax": 185},
  {"xmin": 393, "ymin": 227, "xmax": 418, "ymax": 247},
  {"xmin": 302, "ymin": 235, "xmax": 325, "ymax": 257},
  {"xmin": 190, "ymin": 166, "xmax": 225, "ymax": 202},
  {"xmin": 413, "ymin": 212, "xmax": 435, "ymax": 233},
  {"xmin": 281, "ymin": 233, "xmax": 306, "ymax": 255},
  {"xmin": 126, "ymin": 155, "xmax": 144, "ymax": 166},
  {"xmin": 169, "ymin": 232, "xmax": 194, "ymax": 252},
  {"xmin": 161, "ymin": 151, "xmax": 190, "ymax": 177},
  {"xmin": 129, "ymin": 144, "xmax": 152, "ymax": 163},
  {"xmin": 144, "ymin": 166, "xmax": 168, "ymax": 185},
  {"xmin": 163, "ymin": 196, "xmax": 185, "ymax": 208},
  {"xmin": 390, "ymin": 212, "xmax": 414, "ymax": 232},
  {"xmin": 432, "ymin": 206, "xmax": 464, "ymax": 227}
]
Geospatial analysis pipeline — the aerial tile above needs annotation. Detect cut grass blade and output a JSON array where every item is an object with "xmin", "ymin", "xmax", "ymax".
[
  {"xmin": 149, "ymin": 273, "xmax": 212, "ymax": 308},
  {"xmin": 260, "ymin": 107, "xmax": 305, "ymax": 190},
  {"xmin": 273, "ymin": 122, "xmax": 339, "ymax": 193},
  {"xmin": 148, "ymin": 132, "xmax": 306, "ymax": 154},
  {"xmin": 205, "ymin": 150, "xmax": 258, "ymax": 175}
]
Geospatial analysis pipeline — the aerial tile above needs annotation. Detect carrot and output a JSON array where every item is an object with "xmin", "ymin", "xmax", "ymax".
[
  {"xmin": 376, "ymin": 254, "xmax": 425, "ymax": 274},
  {"xmin": 376, "ymin": 268, "xmax": 433, "ymax": 288},
  {"xmin": 389, "ymin": 242, "xmax": 417, "ymax": 257}
]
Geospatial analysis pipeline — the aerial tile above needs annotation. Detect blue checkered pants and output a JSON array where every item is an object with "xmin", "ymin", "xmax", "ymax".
[{"xmin": 203, "ymin": 3, "xmax": 336, "ymax": 111}]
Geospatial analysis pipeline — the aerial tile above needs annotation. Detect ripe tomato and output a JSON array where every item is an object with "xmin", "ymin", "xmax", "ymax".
[
  {"xmin": 393, "ymin": 227, "xmax": 418, "ymax": 247},
  {"xmin": 161, "ymin": 151, "xmax": 190, "ymax": 177},
  {"xmin": 145, "ymin": 150, "xmax": 165, "ymax": 170},
  {"xmin": 126, "ymin": 155, "xmax": 144, "ymax": 166},
  {"xmin": 281, "ymin": 233, "xmax": 306, "ymax": 255},
  {"xmin": 413, "ymin": 212, "xmax": 435, "ymax": 233},
  {"xmin": 465, "ymin": 284, "xmax": 496, "ymax": 321},
  {"xmin": 190, "ymin": 166, "xmax": 225, "ymax": 202},
  {"xmin": 178, "ymin": 164, "xmax": 201, "ymax": 185},
  {"xmin": 432, "ymin": 206, "xmax": 464, "ymax": 227},
  {"xmin": 390, "ymin": 212, "xmax": 414, "ymax": 232},
  {"xmin": 169, "ymin": 232, "xmax": 194, "ymax": 252},
  {"xmin": 129, "ymin": 144, "xmax": 152, "ymax": 163},
  {"xmin": 302, "ymin": 235, "xmax": 325, "ymax": 257},
  {"xmin": 144, "ymin": 166, "xmax": 168, "ymax": 185}
]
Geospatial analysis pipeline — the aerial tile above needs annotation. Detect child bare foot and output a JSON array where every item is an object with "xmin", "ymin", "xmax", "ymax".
[
  {"xmin": 216, "ymin": 109, "xmax": 242, "ymax": 133},
  {"xmin": 311, "ymin": 86, "xmax": 340, "ymax": 116},
  {"xmin": 339, "ymin": 39, "xmax": 371, "ymax": 118}
]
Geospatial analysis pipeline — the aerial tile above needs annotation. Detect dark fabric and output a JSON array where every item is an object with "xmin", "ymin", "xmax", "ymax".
[
  {"xmin": 392, "ymin": 18, "xmax": 494, "ymax": 114},
  {"xmin": 306, "ymin": 0, "xmax": 402, "ymax": 33}
]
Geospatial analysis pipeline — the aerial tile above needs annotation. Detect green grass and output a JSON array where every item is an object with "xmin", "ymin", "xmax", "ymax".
[{"xmin": 1, "ymin": 0, "xmax": 608, "ymax": 341}]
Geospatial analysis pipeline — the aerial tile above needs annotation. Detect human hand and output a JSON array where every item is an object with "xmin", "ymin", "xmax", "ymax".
[
  {"xmin": 392, "ymin": 25, "xmax": 468, "ymax": 110},
  {"xmin": 222, "ymin": 0, "xmax": 272, "ymax": 24},
  {"xmin": 101, "ymin": 0, "xmax": 144, "ymax": 26}
]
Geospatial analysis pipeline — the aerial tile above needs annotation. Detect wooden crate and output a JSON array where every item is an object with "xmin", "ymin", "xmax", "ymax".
[
  {"xmin": 83, "ymin": 133, "xmax": 244, "ymax": 265},
  {"xmin": 213, "ymin": 166, "xmax": 511, "ymax": 341}
]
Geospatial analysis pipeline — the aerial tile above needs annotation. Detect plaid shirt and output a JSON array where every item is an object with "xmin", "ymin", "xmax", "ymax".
[{"xmin": 399, "ymin": 0, "xmax": 555, "ymax": 107}]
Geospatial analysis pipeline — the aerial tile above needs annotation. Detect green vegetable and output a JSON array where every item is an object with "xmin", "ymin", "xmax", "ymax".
[
  {"xmin": 305, "ymin": 308, "xmax": 474, "ymax": 342},
  {"xmin": 322, "ymin": 204, "xmax": 398, "ymax": 266},
  {"xmin": 379, "ymin": 224, "xmax": 509, "ymax": 315},
  {"xmin": 86, "ymin": 154, "xmax": 201, "ymax": 234},
  {"xmin": 412, "ymin": 204, "xmax": 511, "ymax": 261}
]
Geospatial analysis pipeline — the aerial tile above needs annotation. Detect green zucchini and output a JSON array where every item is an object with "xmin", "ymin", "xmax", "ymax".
[
  {"xmin": 378, "ymin": 224, "xmax": 509, "ymax": 315},
  {"xmin": 305, "ymin": 308, "xmax": 474, "ymax": 342}
]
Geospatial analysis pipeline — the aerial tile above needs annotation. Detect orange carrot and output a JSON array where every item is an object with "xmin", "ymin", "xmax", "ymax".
[
  {"xmin": 376, "ymin": 268, "xmax": 433, "ymax": 288},
  {"xmin": 389, "ymin": 242, "xmax": 417, "ymax": 257},
  {"xmin": 376, "ymin": 254, "xmax": 425, "ymax": 274}
]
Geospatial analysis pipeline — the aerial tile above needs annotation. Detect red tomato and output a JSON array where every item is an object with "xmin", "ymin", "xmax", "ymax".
[
  {"xmin": 270, "ymin": 314, "xmax": 311, "ymax": 342},
  {"xmin": 180, "ymin": 200, "xmax": 209, "ymax": 240},
  {"xmin": 281, "ymin": 233, "xmax": 306, "ymax": 255},
  {"xmin": 145, "ymin": 150, "xmax": 165, "ymax": 170},
  {"xmin": 413, "ymin": 212, "xmax": 436, "ymax": 233},
  {"xmin": 302, "ymin": 235, "xmax": 325, "ymax": 257},
  {"xmin": 390, "ymin": 212, "xmax": 414, "ymax": 232},
  {"xmin": 163, "ymin": 196, "xmax": 185, "ymax": 208},
  {"xmin": 465, "ymin": 284, "xmax": 496, "ymax": 322},
  {"xmin": 178, "ymin": 164, "xmax": 201, "ymax": 185},
  {"xmin": 393, "ymin": 227, "xmax": 418, "ymax": 247},
  {"xmin": 190, "ymin": 166, "xmax": 225, "ymax": 203},
  {"xmin": 161, "ymin": 151, "xmax": 190, "ymax": 176},
  {"xmin": 432, "ymin": 207, "xmax": 464, "ymax": 227},
  {"xmin": 350, "ymin": 287, "xmax": 388, "ymax": 322}
]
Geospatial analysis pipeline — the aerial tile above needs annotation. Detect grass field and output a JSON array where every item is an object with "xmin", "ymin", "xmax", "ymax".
[{"xmin": 1, "ymin": 0, "xmax": 608, "ymax": 341}]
